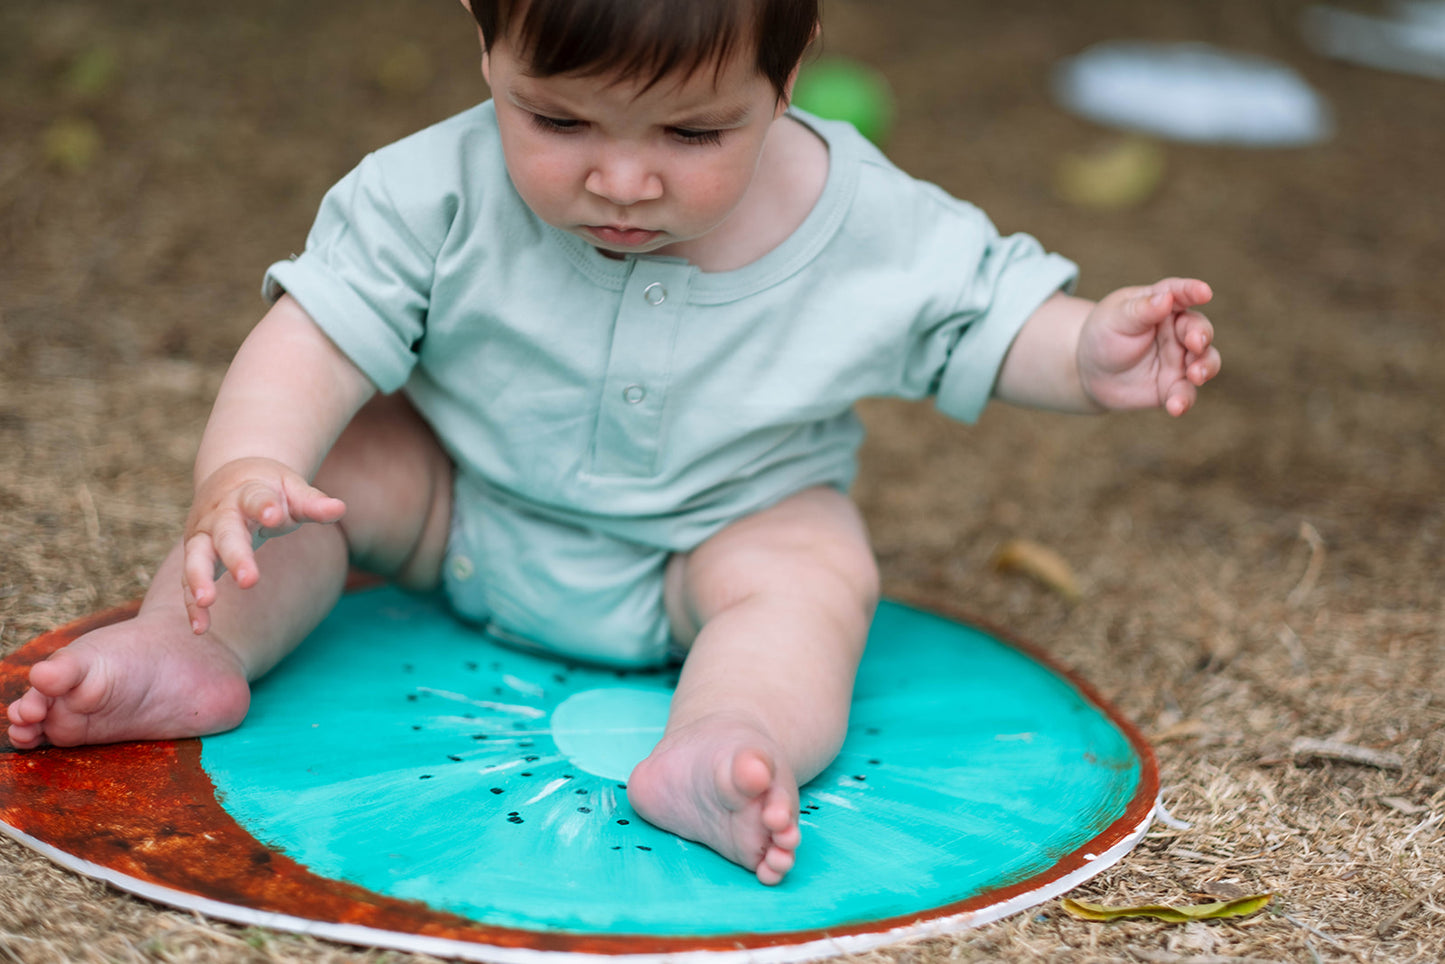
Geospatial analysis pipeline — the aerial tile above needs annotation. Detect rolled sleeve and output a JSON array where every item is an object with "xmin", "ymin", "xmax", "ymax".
[
  {"xmin": 933, "ymin": 234, "xmax": 1078, "ymax": 424},
  {"xmin": 261, "ymin": 154, "xmax": 434, "ymax": 394}
]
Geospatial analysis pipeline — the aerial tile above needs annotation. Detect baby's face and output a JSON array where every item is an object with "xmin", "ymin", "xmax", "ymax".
[{"xmin": 484, "ymin": 33, "xmax": 788, "ymax": 258}]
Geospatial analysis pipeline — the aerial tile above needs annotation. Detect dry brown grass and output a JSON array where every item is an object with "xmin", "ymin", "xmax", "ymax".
[{"xmin": 3, "ymin": 1, "xmax": 1442, "ymax": 961}]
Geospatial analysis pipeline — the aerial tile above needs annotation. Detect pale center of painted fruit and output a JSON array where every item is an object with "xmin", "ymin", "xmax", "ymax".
[{"xmin": 549, "ymin": 687, "xmax": 672, "ymax": 781}]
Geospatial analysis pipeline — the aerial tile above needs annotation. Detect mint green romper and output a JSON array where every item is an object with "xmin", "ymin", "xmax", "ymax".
[{"xmin": 263, "ymin": 104, "xmax": 1077, "ymax": 667}]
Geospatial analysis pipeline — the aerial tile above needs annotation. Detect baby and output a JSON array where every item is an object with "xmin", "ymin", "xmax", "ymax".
[{"xmin": 5, "ymin": 0, "xmax": 1219, "ymax": 886}]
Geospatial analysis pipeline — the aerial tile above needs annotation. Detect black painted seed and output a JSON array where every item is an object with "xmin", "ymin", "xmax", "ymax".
[
  {"xmin": 865, "ymin": 727, "xmax": 881, "ymax": 735},
  {"xmin": 519, "ymin": 741, "xmax": 534, "ymax": 748},
  {"xmin": 472, "ymin": 734, "xmax": 489, "ymax": 740},
  {"xmin": 616, "ymin": 819, "xmax": 630, "ymax": 826},
  {"xmin": 419, "ymin": 774, "xmax": 433, "ymax": 780},
  {"xmin": 520, "ymin": 772, "xmax": 532, "ymax": 777},
  {"xmin": 637, "ymin": 846, "xmax": 651, "ymax": 852},
  {"xmin": 508, "ymin": 815, "xmax": 524, "ymax": 824},
  {"xmin": 616, "ymin": 783, "xmax": 627, "ymax": 790},
  {"xmin": 508, "ymin": 811, "xmax": 519, "ymax": 816},
  {"xmin": 411, "ymin": 725, "xmax": 422, "ymax": 731},
  {"xmin": 852, "ymin": 775, "xmax": 866, "ymax": 781},
  {"xmin": 575, "ymin": 788, "xmax": 588, "ymax": 795},
  {"xmin": 406, "ymin": 694, "xmax": 418, "ymax": 702},
  {"xmin": 447, "ymin": 755, "xmax": 462, "ymax": 762},
  {"xmin": 524, "ymin": 755, "xmax": 539, "ymax": 762},
  {"xmin": 868, "ymin": 759, "xmax": 882, "ymax": 765},
  {"xmin": 611, "ymin": 846, "xmax": 622, "ymax": 851},
  {"xmin": 578, "ymin": 807, "xmax": 591, "ymax": 814},
  {"xmin": 490, "ymin": 788, "xmax": 504, "ymax": 795}
]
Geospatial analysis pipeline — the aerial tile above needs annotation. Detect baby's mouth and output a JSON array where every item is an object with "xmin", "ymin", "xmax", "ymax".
[{"xmin": 585, "ymin": 225, "xmax": 663, "ymax": 248}]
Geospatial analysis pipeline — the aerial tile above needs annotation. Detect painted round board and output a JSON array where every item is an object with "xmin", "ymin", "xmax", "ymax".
[{"xmin": 0, "ymin": 586, "xmax": 1157, "ymax": 962}]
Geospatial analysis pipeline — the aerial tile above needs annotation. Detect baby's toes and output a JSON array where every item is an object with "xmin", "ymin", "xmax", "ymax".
[
  {"xmin": 757, "ymin": 844, "xmax": 795, "ymax": 885},
  {"xmin": 760, "ymin": 782, "xmax": 798, "ymax": 833},
  {"xmin": 6, "ymin": 688, "xmax": 51, "ymax": 726},
  {"xmin": 5, "ymin": 726, "xmax": 40, "ymax": 750},
  {"xmin": 29, "ymin": 650, "xmax": 89, "ymax": 700},
  {"xmin": 771, "ymin": 821, "xmax": 802, "ymax": 852},
  {"xmin": 728, "ymin": 748, "xmax": 774, "ymax": 804}
]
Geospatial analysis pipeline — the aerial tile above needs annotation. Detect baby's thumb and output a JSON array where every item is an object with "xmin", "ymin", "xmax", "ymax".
[
  {"xmin": 1117, "ymin": 287, "xmax": 1174, "ymax": 335},
  {"xmin": 285, "ymin": 479, "xmax": 347, "ymax": 525}
]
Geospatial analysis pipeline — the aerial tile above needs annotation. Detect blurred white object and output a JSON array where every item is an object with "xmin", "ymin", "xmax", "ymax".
[
  {"xmin": 1053, "ymin": 41, "xmax": 1334, "ymax": 146},
  {"xmin": 1303, "ymin": 1, "xmax": 1445, "ymax": 80}
]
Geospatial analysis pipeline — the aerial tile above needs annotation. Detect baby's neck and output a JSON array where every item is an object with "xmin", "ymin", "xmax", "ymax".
[{"xmin": 659, "ymin": 115, "xmax": 829, "ymax": 274}]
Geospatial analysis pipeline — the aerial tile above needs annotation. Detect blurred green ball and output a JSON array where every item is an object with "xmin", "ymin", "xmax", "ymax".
[{"xmin": 792, "ymin": 57, "xmax": 895, "ymax": 147}]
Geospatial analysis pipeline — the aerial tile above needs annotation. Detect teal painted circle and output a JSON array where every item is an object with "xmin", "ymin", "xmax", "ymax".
[
  {"xmin": 551, "ymin": 688, "xmax": 671, "ymax": 782},
  {"xmin": 201, "ymin": 587, "xmax": 1141, "ymax": 937}
]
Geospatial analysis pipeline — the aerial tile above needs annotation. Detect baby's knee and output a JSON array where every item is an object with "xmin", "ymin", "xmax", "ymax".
[
  {"xmin": 318, "ymin": 394, "xmax": 455, "ymax": 581},
  {"xmin": 683, "ymin": 497, "xmax": 880, "ymax": 627},
  {"xmin": 789, "ymin": 537, "xmax": 880, "ymax": 627}
]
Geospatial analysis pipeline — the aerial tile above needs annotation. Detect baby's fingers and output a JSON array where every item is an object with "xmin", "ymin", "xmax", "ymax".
[
  {"xmin": 238, "ymin": 479, "xmax": 288, "ymax": 531},
  {"xmin": 1173, "ymin": 310, "xmax": 1221, "ymax": 385},
  {"xmin": 1154, "ymin": 277, "xmax": 1212, "ymax": 310},
  {"xmin": 1174, "ymin": 309, "xmax": 1216, "ymax": 355},
  {"xmin": 182, "ymin": 534, "xmax": 221, "ymax": 633},
  {"xmin": 1164, "ymin": 378, "xmax": 1199, "ymax": 418},
  {"xmin": 279, "ymin": 477, "xmax": 347, "ymax": 527},
  {"xmin": 1185, "ymin": 343, "xmax": 1222, "ymax": 386}
]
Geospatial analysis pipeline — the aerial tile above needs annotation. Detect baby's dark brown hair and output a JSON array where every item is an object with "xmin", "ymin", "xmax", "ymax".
[{"xmin": 468, "ymin": 0, "xmax": 818, "ymax": 100}]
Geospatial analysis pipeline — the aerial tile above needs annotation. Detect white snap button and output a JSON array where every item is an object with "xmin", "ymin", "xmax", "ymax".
[
  {"xmin": 622, "ymin": 385, "xmax": 646, "ymax": 404},
  {"xmin": 450, "ymin": 555, "xmax": 475, "ymax": 581},
  {"xmin": 643, "ymin": 282, "xmax": 666, "ymax": 306}
]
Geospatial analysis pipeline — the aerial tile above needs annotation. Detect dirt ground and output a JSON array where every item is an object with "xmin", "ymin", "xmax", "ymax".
[{"xmin": 1, "ymin": 0, "xmax": 1442, "ymax": 961}]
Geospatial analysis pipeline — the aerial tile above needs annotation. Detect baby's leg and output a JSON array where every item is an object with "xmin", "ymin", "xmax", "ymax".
[
  {"xmin": 5, "ymin": 395, "xmax": 454, "ymax": 749},
  {"xmin": 627, "ymin": 487, "xmax": 878, "ymax": 885}
]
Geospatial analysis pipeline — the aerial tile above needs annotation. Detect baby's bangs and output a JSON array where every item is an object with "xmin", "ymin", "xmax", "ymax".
[{"xmin": 511, "ymin": 0, "xmax": 753, "ymax": 91}]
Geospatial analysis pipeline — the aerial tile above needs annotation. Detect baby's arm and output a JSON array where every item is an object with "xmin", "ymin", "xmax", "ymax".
[
  {"xmin": 994, "ymin": 277, "xmax": 1219, "ymax": 416},
  {"xmin": 183, "ymin": 294, "xmax": 375, "ymax": 632}
]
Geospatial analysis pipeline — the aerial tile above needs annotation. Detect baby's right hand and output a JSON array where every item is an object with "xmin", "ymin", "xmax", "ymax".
[{"xmin": 182, "ymin": 457, "xmax": 346, "ymax": 634}]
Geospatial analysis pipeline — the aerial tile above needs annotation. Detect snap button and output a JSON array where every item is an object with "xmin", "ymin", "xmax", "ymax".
[
  {"xmin": 622, "ymin": 384, "xmax": 646, "ymax": 404},
  {"xmin": 643, "ymin": 282, "xmax": 666, "ymax": 306},
  {"xmin": 450, "ymin": 555, "xmax": 475, "ymax": 581}
]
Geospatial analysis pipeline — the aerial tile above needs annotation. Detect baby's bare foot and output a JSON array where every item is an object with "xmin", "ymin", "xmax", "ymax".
[
  {"xmin": 5, "ymin": 616, "xmax": 251, "ymax": 749},
  {"xmin": 627, "ymin": 716, "xmax": 801, "ymax": 885}
]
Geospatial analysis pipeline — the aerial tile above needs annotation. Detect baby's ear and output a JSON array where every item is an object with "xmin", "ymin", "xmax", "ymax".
[{"xmin": 780, "ymin": 26, "xmax": 821, "ymax": 110}]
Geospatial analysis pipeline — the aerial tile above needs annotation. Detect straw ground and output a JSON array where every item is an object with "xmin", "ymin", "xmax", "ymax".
[{"xmin": 2, "ymin": 1, "xmax": 1442, "ymax": 961}]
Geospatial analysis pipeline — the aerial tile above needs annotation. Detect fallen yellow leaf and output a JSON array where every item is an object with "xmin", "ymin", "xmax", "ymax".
[
  {"xmin": 1061, "ymin": 893, "xmax": 1273, "ymax": 923},
  {"xmin": 992, "ymin": 539, "xmax": 1082, "ymax": 601},
  {"xmin": 1054, "ymin": 137, "xmax": 1166, "ymax": 209}
]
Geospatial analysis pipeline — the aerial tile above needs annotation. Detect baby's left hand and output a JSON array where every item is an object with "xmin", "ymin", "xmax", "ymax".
[{"xmin": 1077, "ymin": 278, "xmax": 1220, "ymax": 417}]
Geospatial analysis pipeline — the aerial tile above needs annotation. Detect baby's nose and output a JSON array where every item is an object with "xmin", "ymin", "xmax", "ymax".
[{"xmin": 584, "ymin": 152, "xmax": 663, "ymax": 206}]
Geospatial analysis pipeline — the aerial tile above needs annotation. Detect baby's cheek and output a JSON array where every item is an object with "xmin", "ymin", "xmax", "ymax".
[{"xmin": 684, "ymin": 170, "xmax": 754, "ymax": 226}]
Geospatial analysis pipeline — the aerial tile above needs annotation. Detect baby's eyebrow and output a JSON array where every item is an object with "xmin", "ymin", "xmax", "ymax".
[
  {"xmin": 670, "ymin": 103, "xmax": 752, "ymax": 129},
  {"xmin": 508, "ymin": 89, "xmax": 567, "ymax": 115}
]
